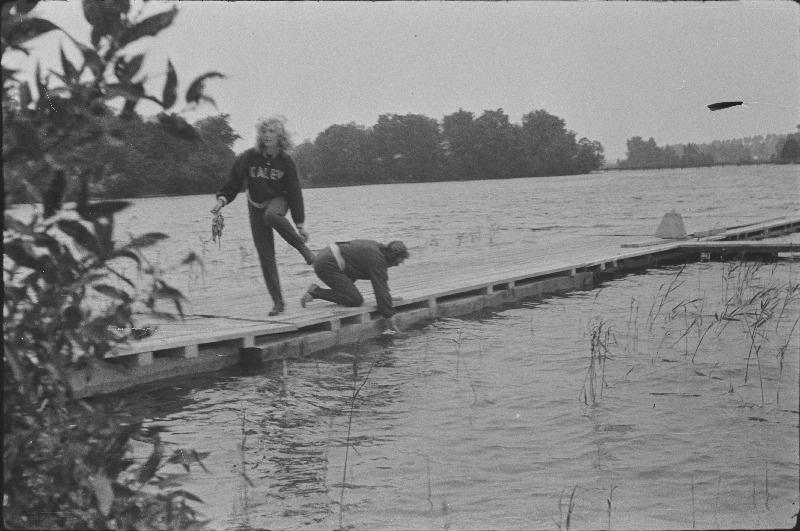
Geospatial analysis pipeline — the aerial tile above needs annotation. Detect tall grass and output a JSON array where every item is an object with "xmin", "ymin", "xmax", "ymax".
[
  {"xmin": 234, "ymin": 403, "xmax": 257, "ymax": 529},
  {"xmin": 554, "ymin": 485, "xmax": 579, "ymax": 531},
  {"xmin": 607, "ymin": 485, "xmax": 617, "ymax": 531},
  {"xmin": 338, "ymin": 364, "xmax": 372, "ymax": 531},
  {"xmin": 567, "ymin": 257, "xmax": 796, "ymax": 527},
  {"xmin": 644, "ymin": 258, "xmax": 799, "ymax": 406},
  {"xmin": 580, "ymin": 319, "xmax": 614, "ymax": 404}
]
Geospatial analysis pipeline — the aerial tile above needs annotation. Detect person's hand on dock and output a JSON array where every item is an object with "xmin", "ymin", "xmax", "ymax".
[
  {"xmin": 211, "ymin": 197, "xmax": 225, "ymax": 214},
  {"xmin": 384, "ymin": 315, "xmax": 402, "ymax": 335},
  {"xmin": 297, "ymin": 224, "xmax": 309, "ymax": 243}
]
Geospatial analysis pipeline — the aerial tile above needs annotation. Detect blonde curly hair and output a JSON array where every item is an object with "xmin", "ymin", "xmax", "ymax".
[{"xmin": 255, "ymin": 115, "xmax": 293, "ymax": 151}]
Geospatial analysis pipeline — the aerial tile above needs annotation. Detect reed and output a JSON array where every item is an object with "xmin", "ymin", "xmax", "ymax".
[
  {"xmin": 235, "ymin": 403, "xmax": 256, "ymax": 529},
  {"xmin": 775, "ymin": 315, "xmax": 799, "ymax": 404},
  {"xmin": 425, "ymin": 455, "xmax": 434, "ymax": 511},
  {"xmin": 646, "ymin": 263, "xmax": 687, "ymax": 332},
  {"xmin": 648, "ymin": 258, "xmax": 798, "ymax": 406},
  {"xmin": 338, "ymin": 365, "xmax": 372, "ymax": 530},
  {"xmin": 627, "ymin": 296, "xmax": 640, "ymax": 356},
  {"xmin": 486, "ymin": 218, "xmax": 501, "ymax": 245},
  {"xmin": 554, "ymin": 486, "xmax": 578, "ymax": 531},
  {"xmin": 435, "ymin": 328, "xmax": 480, "ymax": 405},
  {"xmin": 580, "ymin": 319, "xmax": 614, "ymax": 405},
  {"xmin": 566, "ymin": 485, "xmax": 578, "ymax": 531},
  {"xmin": 607, "ymin": 485, "xmax": 617, "ymax": 531}
]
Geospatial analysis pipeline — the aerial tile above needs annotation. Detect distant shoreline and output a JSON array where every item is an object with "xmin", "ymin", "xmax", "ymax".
[
  {"xmin": 600, "ymin": 160, "xmax": 796, "ymax": 172},
  {"xmin": 7, "ymin": 162, "xmax": 796, "ymax": 207}
]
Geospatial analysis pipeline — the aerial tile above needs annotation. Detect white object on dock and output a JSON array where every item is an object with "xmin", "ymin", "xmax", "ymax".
[{"xmin": 654, "ymin": 210, "xmax": 687, "ymax": 239}]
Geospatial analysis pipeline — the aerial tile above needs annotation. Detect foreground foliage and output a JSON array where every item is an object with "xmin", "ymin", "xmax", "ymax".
[{"xmin": 3, "ymin": 1, "xmax": 221, "ymax": 528}]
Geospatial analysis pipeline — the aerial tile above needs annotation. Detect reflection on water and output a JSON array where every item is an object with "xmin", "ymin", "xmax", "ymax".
[{"xmin": 116, "ymin": 256, "xmax": 799, "ymax": 530}]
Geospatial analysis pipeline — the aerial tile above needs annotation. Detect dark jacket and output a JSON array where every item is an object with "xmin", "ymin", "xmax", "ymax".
[
  {"xmin": 337, "ymin": 240, "xmax": 395, "ymax": 318},
  {"xmin": 216, "ymin": 148, "xmax": 305, "ymax": 225}
]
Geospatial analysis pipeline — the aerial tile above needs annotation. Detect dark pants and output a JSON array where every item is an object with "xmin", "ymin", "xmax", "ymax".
[
  {"xmin": 248, "ymin": 196, "xmax": 309, "ymax": 306},
  {"xmin": 310, "ymin": 247, "xmax": 364, "ymax": 307}
]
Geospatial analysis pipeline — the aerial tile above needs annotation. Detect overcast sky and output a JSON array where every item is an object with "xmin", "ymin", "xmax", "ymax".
[{"xmin": 7, "ymin": 0, "xmax": 800, "ymax": 162}]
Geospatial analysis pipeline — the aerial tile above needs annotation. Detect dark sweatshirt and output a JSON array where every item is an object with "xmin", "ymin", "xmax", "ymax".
[
  {"xmin": 337, "ymin": 240, "xmax": 395, "ymax": 318},
  {"xmin": 216, "ymin": 148, "xmax": 305, "ymax": 225}
]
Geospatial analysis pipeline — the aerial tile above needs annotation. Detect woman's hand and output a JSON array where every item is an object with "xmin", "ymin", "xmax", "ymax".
[
  {"xmin": 297, "ymin": 226, "xmax": 309, "ymax": 243},
  {"xmin": 211, "ymin": 198, "xmax": 225, "ymax": 214}
]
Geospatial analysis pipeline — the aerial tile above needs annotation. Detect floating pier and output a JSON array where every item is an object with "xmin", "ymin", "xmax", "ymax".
[{"xmin": 70, "ymin": 215, "xmax": 800, "ymax": 398}]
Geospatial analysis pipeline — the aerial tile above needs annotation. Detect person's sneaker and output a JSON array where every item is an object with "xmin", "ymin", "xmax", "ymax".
[
  {"xmin": 300, "ymin": 284, "xmax": 318, "ymax": 308},
  {"xmin": 268, "ymin": 303, "xmax": 285, "ymax": 316},
  {"xmin": 301, "ymin": 246, "xmax": 316, "ymax": 266}
]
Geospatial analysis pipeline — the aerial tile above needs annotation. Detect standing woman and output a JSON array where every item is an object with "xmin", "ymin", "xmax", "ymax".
[{"xmin": 211, "ymin": 115, "xmax": 315, "ymax": 316}]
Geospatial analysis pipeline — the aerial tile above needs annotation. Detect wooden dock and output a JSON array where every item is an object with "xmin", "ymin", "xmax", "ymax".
[{"xmin": 70, "ymin": 215, "xmax": 800, "ymax": 398}]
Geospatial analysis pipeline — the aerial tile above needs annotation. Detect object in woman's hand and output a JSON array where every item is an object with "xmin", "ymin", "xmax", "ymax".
[{"xmin": 212, "ymin": 212, "xmax": 224, "ymax": 245}]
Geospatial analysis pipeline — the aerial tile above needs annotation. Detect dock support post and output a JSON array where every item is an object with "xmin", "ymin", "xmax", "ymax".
[
  {"xmin": 135, "ymin": 352, "xmax": 154, "ymax": 366},
  {"xmin": 427, "ymin": 297, "xmax": 438, "ymax": 317},
  {"xmin": 182, "ymin": 345, "xmax": 199, "ymax": 358}
]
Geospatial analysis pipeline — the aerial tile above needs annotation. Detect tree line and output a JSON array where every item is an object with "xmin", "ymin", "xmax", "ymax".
[
  {"xmin": 5, "ymin": 107, "xmax": 604, "ymax": 202},
  {"xmin": 293, "ymin": 109, "xmax": 605, "ymax": 188},
  {"xmin": 3, "ymin": 111, "xmax": 238, "ymax": 203},
  {"xmin": 618, "ymin": 128, "xmax": 800, "ymax": 169}
]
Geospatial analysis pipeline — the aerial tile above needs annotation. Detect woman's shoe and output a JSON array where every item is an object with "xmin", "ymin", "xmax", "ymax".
[{"xmin": 268, "ymin": 303, "xmax": 285, "ymax": 316}]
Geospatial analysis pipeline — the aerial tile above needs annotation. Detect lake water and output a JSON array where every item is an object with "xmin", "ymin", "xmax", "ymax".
[{"xmin": 104, "ymin": 165, "xmax": 799, "ymax": 530}]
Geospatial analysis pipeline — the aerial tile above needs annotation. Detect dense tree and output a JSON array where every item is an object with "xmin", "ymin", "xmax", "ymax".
[
  {"xmin": 621, "ymin": 136, "xmax": 681, "ymax": 169},
  {"xmin": 779, "ymin": 136, "xmax": 800, "ymax": 163},
  {"xmin": 473, "ymin": 109, "xmax": 523, "ymax": 179},
  {"xmin": 309, "ymin": 122, "xmax": 373, "ymax": 186},
  {"xmin": 574, "ymin": 137, "xmax": 605, "ymax": 173},
  {"xmin": 778, "ymin": 126, "xmax": 800, "ymax": 163},
  {"xmin": 680, "ymin": 143, "xmax": 714, "ymax": 167},
  {"xmin": 195, "ymin": 113, "xmax": 240, "ymax": 148},
  {"xmin": 520, "ymin": 109, "xmax": 579, "ymax": 176},
  {"xmin": 441, "ymin": 109, "xmax": 482, "ymax": 181},
  {"xmin": 292, "ymin": 139, "xmax": 319, "ymax": 188},
  {"xmin": 370, "ymin": 113, "xmax": 445, "ymax": 183},
  {"xmin": 622, "ymin": 136, "xmax": 658, "ymax": 168}
]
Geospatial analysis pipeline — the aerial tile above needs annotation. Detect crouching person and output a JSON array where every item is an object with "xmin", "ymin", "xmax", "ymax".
[{"xmin": 300, "ymin": 240, "xmax": 409, "ymax": 332}]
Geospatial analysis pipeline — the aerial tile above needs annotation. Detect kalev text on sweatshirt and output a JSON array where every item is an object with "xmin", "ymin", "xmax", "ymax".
[{"xmin": 216, "ymin": 148, "xmax": 305, "ymax": 225}]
